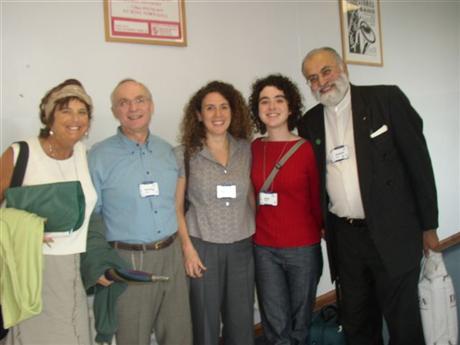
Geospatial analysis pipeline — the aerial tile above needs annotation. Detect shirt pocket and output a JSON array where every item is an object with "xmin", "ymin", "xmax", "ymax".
[{"xmin": 370, "ymin": 124, "xmax": 395, "ymax": 162}]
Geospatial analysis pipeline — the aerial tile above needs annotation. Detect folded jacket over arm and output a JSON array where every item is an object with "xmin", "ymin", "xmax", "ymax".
[
  {"xmin": 80, "ymin": 213, "xmax": 128, "ymax": 344},
  {"xmin": 0, "ymin": 208, "xmax": 45, "ymax": 328}
]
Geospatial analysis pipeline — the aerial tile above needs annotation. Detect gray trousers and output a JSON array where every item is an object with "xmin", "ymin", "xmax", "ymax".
[
  {"xmin": 115, "ymin": 238, "xmax": 192, "ymax": 345},
  {"xmin": 189, "ymin": 236, "xmax": 255, "ymax": 345}
]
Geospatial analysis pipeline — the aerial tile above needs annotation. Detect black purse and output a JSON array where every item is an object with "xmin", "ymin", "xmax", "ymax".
[{"xmin": 307, "ymin": 304, "xmax": 346, "ymax": 345}]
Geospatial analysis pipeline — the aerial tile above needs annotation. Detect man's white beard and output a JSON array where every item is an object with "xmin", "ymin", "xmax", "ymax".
[{"xmin": 313, "ymin": 73, "xmax": 350, "ymax": 107}]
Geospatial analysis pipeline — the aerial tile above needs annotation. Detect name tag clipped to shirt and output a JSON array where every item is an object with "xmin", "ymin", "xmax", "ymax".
[
  {"xmin": 259, "ymin": 192, "xmax": 278, "ymax": 206},
  {"xmin": 216, "ymin": 184, "xmax": 236, "ymax": 199},
  {"xmin": 330, "ymin": 145, "xmax": 349, "ymax": 163},
  {"xmin": 139, "ymin": 181, "xmax": 160, "ymax": 198}
]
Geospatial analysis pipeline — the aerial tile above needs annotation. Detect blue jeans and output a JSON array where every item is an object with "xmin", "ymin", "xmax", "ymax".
[{"xmin": 254, "ymin": 244, "xmax": 323, "ymax": 345}]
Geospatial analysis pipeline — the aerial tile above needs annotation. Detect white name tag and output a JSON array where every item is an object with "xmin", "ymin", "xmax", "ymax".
[
  {"xmin": 139, "ymin": 182, "xmax": 160, "ymax": 198},
  {"xmin": 331, "ymin": 145, "xmax": 349, "ymax": 163},
  {"xmin": 44, "ymin": 232, "xmax": 72, "ymax": 239},
  {"xmin": 216, "ymin": 184, "xmax": 237, "ymax": 199},
  {"xmin": 259, "ymin": 192, "xmax": 278, "ymax": 206}
]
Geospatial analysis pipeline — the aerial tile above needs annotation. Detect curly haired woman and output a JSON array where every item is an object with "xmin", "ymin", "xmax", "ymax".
[
  {"xmin": 249, "ymin": 74, "xmax": 323, "ymax": 345},
  {"xmin": 175, "ymin": 80, "xmax": 255, "ymax": 345}
]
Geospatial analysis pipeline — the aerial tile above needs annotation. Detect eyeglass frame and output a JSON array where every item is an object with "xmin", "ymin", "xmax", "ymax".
[
  {"xmin": 305, "ymin": 64, "xmax": 343, "ymax": 88},
  {"xmin": 115, "ymin": 96, "xmax": 151, "ymax": 109}
]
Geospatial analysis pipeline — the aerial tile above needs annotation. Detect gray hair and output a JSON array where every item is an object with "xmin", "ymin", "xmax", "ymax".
[
  {"xmin": 110, "ymin": 78, "xmax": 153, "ymax": 106},
  {"xmin": 301, "ymin": 47, "xmax": 345, "ymax": 77}
]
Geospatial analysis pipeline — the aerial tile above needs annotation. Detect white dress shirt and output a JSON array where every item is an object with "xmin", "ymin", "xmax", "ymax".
[{"xmin": 324, "ymin": 87, "xmax": 365, "ymax": 219}]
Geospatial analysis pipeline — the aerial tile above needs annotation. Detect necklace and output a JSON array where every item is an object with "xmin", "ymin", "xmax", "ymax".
[
  {"xmin": 262, "ymin": 140, "xmax": 289, "ymax": 191},
  {"xmin": 40, "ymin": 138, "xmax": 78, "ymax": 180},
  {"xmin": 47, "ymin": 142, "xmax": 57, "ymax": 158},
  {"xmin": 206, "ymin": 138, "xmax": 229, "ymax": 167},
  {"xmin": 44, "ymin": 140, "xmax": 78, "ymax": 180},
  {"xmin": 46, "ymin": 140, "xmax": 73, "ymax": 160}
]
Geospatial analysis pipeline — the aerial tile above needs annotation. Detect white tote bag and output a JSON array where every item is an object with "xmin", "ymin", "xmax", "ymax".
[{"xmin": 419, "ymin": 250, "xmax": 458, "ymax": 345}]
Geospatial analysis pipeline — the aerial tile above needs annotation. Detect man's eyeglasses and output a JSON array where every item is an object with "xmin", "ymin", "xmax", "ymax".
[
  {"xmin": 306, "ymin": 66, "xmax": 334, "ymax": 87},
  {"xmin": 116, "ymin": 96, "xmax": 150, "ymax": 109}
]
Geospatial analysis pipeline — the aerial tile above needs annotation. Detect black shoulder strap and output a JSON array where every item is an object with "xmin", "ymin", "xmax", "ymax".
[
  {"xmin": 10, "ymin": 141, "xmax": 29, "ymax": 187},
  {"xmin": 184, "ymin": 148, "xmax": 190, "ymax": 183},
  {"xmin": 183, "ymin": 148, "xmax": 191, "ymax": 212}
]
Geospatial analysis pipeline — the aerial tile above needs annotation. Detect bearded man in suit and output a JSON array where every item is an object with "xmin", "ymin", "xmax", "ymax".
[{"xmin": 298, "ymin": 47, "xmax": 439, "ymax": 345}]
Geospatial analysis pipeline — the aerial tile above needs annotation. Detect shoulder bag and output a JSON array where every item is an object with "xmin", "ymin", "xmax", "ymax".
[
  {"xmin": 307, "ymin": 304, "xmax": 346, "ymax": 345},
  {"xmin": 419, "ymin": 250, "xmax": 458, "ymax": 345}
]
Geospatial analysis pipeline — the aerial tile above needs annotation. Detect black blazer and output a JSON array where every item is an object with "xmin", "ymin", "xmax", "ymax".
[{"xmin": 298, "ymin": 84, "xmax": 438, "ymax": 279}]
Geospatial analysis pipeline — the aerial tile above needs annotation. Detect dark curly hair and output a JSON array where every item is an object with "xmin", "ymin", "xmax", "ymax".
[
  {"xmin": 39, "ymin": 79, "xmax": 93, "ymax": 138},
  {"xmin": 179, "ymin": 80, "xmax": 254, "ymax": 158},
  {"xmin": 248, "ymin": 74, "xmax": 303, "ymax": 134}
]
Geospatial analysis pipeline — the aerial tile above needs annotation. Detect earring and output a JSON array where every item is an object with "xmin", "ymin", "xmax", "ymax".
[
  {"xmin": 49, "ymin": 129, "xmax": 54, "ymax": 135},
  {"xmin": 84, "ymin": 131, "xmax": 89, "ymax": 137}
]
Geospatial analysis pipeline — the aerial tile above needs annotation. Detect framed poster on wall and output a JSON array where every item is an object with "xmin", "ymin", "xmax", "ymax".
[
  {"xmin": 339, "ymin": 0, "xmax": 383, "ymax": 66},
  {"xmin": 104, "ymin": 0, "xmax": 187, "ymax": 46}
]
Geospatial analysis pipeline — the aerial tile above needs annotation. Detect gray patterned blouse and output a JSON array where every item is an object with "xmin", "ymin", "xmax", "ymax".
[{"xmin": 174, "ymin": 134, "xmax": 255, "ymax": 243}]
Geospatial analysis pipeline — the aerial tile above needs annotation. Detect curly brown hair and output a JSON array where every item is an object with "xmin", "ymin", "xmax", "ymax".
[
  {"xmin": 39, "ymin": 79, "xmax": 93, "ymax": 138},
  {"xmin": 179, "ymin": 80, "xmax": 254, "ymax": 158},
  {"xmin": 248, "ymin": 74, "xmax": 303, "ymax": 134}
]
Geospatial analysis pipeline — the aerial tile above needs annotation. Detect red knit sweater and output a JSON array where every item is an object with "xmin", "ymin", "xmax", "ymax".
[{"xmin": 251, "ymin": 138, "xmax": 322, "ymax": 247}]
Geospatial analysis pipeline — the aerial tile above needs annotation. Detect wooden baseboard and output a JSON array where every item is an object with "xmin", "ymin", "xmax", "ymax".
[
  {"xmin": 313, "ymin": 289, "xmax": 337, "ymax": 311},
  {"xmin": 254, "ymin": 323, "xmax": 263, "ymax": 339},
  {"xmin": 436, "ymin": 231, "xmax": 460, "ymax": 251}
]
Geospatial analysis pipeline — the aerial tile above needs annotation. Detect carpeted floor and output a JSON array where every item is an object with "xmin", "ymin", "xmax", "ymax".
[{"xmin": 255, "ymin": 335, "xmax": 268, "ymax": 345}]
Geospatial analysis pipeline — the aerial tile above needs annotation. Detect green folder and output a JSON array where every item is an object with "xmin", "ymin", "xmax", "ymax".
[{"xmin": 5, "ymin": 181, "xmax": 85, "ymax": 233}]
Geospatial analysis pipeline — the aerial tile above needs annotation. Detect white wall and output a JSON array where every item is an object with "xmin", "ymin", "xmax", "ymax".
[
  {"xmin": 457, "ymin": 0, "xmax": 460, "ymax": 220},
  {"xmin": 1, "ymin": 0, "xmax": 459, "ymax": 295}
]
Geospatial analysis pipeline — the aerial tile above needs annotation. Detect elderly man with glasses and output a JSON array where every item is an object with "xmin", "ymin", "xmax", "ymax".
[
  {"xmin": 298, "ymin": 47, "xmax": 439, "ymax": 345},
  {"xmin": 87, "ymin": 79, "xmax": 192, "ymax": 345}
]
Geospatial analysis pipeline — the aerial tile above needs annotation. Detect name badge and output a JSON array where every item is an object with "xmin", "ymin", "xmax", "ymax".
[
  {"xmin": 139, "ymin": 182, "xmax": 160, "ymax": 198},
  {"xmin": 216, "ymin": 184, "xmax": 237, "ymax": 199},
  {"xmin": 259, "ymin": 192, "xmax": 278, "ymax": 206},
  {"xmin": 44, "ymin": 231, "xmax": 72, "ymax": 239},
  {"xmin": 330, "ymin": 145, "xmax": 349, "ymax": 163}
]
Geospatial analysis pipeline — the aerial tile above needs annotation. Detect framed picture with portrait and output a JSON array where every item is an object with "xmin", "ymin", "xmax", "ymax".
[
  {"xmin": 103, "ymin": 0, "xmax": 187, "ymax": 46},
  {"xmin": 339, "ymin": 0, "xmax": 383, "ymax": 66}
]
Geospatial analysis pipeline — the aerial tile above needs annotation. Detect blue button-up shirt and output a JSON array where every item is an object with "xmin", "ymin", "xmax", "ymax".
[{"xmin": 89, "ymin": 128, "xmax": 178, "ymax": 243}]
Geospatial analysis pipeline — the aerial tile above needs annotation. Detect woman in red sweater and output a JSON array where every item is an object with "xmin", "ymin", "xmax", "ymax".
[{"xmin": 249, "ymin": 74, "xmax": 323, "ymax": 345}]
